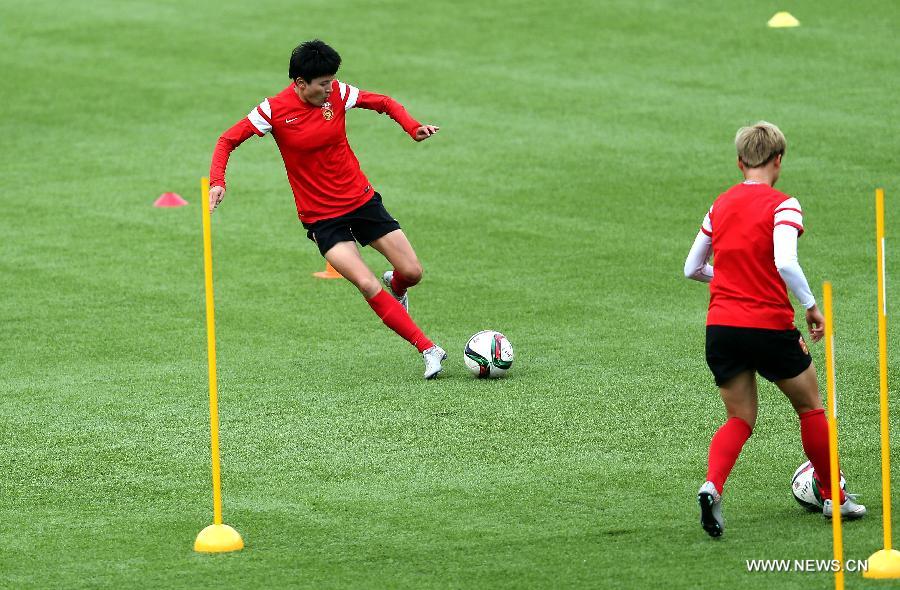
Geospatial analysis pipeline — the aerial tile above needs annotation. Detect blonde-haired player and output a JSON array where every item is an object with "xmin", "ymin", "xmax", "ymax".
[{"xmin": 684, "ymin": 121, "xmax": 865, "ymax": 537}]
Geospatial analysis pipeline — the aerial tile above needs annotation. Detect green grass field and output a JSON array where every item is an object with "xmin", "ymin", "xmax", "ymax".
[{"xmin": 2, "ymin": 1, "xmax": 899, "ymax": 588}]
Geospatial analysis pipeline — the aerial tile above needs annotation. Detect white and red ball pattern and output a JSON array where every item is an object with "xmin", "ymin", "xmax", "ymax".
[
  {"xmin": 791, "ymin": 460, "xmax": 846, "ymax": 512},
  {"xmin": 464, "ymin": 330, "xmax": 514, "ymax": 378}
]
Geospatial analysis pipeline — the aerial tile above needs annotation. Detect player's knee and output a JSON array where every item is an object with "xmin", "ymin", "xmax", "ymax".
[
  {"xmin": 356, "ymin": 277, "xmax": 382, "ymax": 299},
  {"xmin": 400, "ymin": 264, "xmax": 423, "ymax": 286},
  {"xmin": 792, "ymin": 399, "xmax": 823, "ymax": 416},
  {"xmin": 728, "ymin": 410, "xmax": 757, "ymax": 430}
]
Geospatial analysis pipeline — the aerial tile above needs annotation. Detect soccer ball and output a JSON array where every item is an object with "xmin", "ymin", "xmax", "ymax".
[
  {"xmin": 791, "ymin": 460, "xmax": 846, "ymax": 512},
  {"xmin": 464, "ymin": 330, "xmax": 514, "ymax": 378}
]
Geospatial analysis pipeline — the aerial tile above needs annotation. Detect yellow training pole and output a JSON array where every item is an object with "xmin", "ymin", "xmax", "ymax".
[
  {"xmin": 194, "ymin": 176, "xmax": 244, "ymax": 553},
  {"xmin": 865, "ymin": 188, "xmax": 900, "ymax": 578},
  {"xmin": 823, "ymin": 282, "xmax": 844, "ymax": 590}
]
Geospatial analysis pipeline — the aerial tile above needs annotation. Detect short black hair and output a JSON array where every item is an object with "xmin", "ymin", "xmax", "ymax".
[{"xmin": 288, "ymin": 40, "xmax": 341, "ymax": 82}]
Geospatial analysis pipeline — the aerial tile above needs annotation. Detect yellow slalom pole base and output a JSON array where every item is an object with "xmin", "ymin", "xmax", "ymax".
[
  {"xmin": 863, "ymin": 549, "xmax": 900, "ymax": 579},
  {"xmin": 194, "ymin": 524, "xmax": 245, "ymax": 553}
]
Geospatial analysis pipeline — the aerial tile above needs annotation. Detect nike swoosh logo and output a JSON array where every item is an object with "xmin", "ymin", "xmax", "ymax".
[{"xmin": 286, "ymin": 117, "xmax": 299, "ymax": 123}]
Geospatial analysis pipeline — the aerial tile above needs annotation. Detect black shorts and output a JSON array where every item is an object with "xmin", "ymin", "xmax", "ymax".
[
  {"xmin": 302, "ymin": 193, "xmax": 401, "ymax": 256},
  {"xmin": 705, "ymin": 325, "xmax": 812, "ymax": 387}
]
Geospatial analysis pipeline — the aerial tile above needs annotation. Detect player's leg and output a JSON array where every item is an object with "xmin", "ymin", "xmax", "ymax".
[
  {"xmin": 370, "ymin": 229, "xmax": 422, "ymax": 309},
  {"xmin": 343, "ymin": 193, "xmax": 444, "ymax": 377},
  {"xmin": 770, "ymin": 332, "xmax": 864, "ymax": 518},
  {"xmin": 324, "ymin": 240, "xmax": 382, "ymax": 298},
  {"xmin": 704, "ymin": 327, "xmax": 758, "ymax": 493},
  {"xmin": 708, "ymin": 370, "xmax": 757, "ymax": 491},
  {"xmin": 698, "ymin": 370, "xmax": 757, "ymax": 538},
  {"xmin": 776, "ymin": 366, "xmax": 856, "ymax": 512},
  {"xmin": 324, "ymin": 240, "xmax": 425, "ymax": 342},
  {"xmin": 348, "ymin": 193, "xmax": 421, "ymax": 308},
  {"xmin": 370, "ymin": 229, "xmax": 423, "ymax": 287},
  {"xmin": 323, "ymin": 241, "xmax": 445, "ymax": 379},
  {"xmin": 366, "ymin": 232, "xmax": 446, "ymax": 378},
  {"xmin": 769, "ymin": 335, "xmax": 834, "ymax": 498},
  {"xmin": 699, "ymin": 326, "xmax": 758, "ymax": 537}
]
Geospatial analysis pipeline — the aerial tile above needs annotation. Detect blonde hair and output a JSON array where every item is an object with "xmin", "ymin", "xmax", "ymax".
[{"xmin": 735, "ymin": 121, "xmax": 786, "ymax": 168}]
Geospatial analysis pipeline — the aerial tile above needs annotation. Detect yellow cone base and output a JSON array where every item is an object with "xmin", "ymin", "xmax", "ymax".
[
  {"xmin": 768, "ymin": 11, "xmax": 800, "ymax": 28},
  {"xmin": 863, "ymin": 549, "xmax": 900, "ymax": 578},
  {"xmin": 194, "ymin": 524, "xmax": 244, "ymax": 553}
]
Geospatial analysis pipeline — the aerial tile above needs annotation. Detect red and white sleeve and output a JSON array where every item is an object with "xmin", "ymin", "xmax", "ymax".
[
  {"xmin": 685, "ymin": 205, "xmax": 714, "ymax": 283},
  {"xmin": 774, "ymin": 197, "xmax": 803, "ymax": 235},
  {"xmin": 338, "ymin": 80, "xmax": 421, "ymax": 138},
  {"xmin": 209, "ymin": 100, "xmax": 270, "ymax": 189},
  {"xmin": 246, "ymin": 99, "xmax": 273, "ymax": 136},
  {"xmin": 773, "ymin": 197, "xmax": 814, "ymax": 308},
  {"xmin": 701, "ymin": 205, "xmax": 713, "ymax": 237},
  {"xmin": 337, "ymin": 81, "xmax": 360, "ymax": 110}
]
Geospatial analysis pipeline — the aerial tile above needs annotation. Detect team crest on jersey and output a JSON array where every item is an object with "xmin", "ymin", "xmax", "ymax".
[
  {"xmin": 322, "ymin": 102, "xmax": 333, "ymax": 120},
  {"xmin": 799, "ymin": 336, "xmax": 809, "ymax": 355}
]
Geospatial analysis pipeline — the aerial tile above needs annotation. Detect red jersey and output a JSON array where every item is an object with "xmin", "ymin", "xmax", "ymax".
[
  {"xmin": 702, "ymin": 181, "xmax": 805, "ymax": 330},
  {"xmin": 210, "ymin": 80, "xmax": 421, "ymax": 223}
]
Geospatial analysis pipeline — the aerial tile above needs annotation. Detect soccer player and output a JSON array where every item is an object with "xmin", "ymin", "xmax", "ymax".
[
  {"xmin": 208, "ymin": 40, "xmax": 446, "ymax": 379},
  {"xmin": 683, "ymin": 121, "xmax": 866, "ymax": 538}
]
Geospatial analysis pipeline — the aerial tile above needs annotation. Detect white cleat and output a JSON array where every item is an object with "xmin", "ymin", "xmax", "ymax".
[
  {"xmin": 382, "ymin": 270, "xmax": 409, "ymax": 311},
  {"xmin": 823, "ymin": 495, "xmax": 866, "ymax": 520},
  {"xmin": 423, "ymin": 345, "xmax": 447, "ymax": 380},
  {"xmin": 698, "ymin": 481, "xmax": 724, "ymax": 538}
]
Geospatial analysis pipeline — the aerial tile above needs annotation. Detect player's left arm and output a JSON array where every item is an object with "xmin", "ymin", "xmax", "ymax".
[
  {"xmin": 684, "ymin": 207, "xmax": 714, "ymax": 283},
  {"xmin": 338, "ymin": 81, "xmax": 439, "ymax": 142}
]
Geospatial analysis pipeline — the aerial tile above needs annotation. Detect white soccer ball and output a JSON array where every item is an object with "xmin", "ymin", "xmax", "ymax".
[
  {"xmin": 464, "ymin": 330, "xmax": 514, "ymax": 378},
  {"xmin": 791, "ymin": 460, "xmax": 846, "ymax": 512}
]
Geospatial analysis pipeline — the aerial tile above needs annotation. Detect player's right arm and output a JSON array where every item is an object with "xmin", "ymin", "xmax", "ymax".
[
  {"xmin": 208, "ymin": 99, "xmax": 273, "ymax": 212},
  {"xmin": 684, "ymin": 207, "xmax": 714, "ymax": 283},
  {"xmin": 772, "ymin": 198, "xmax": 824, "ymax": 341}
]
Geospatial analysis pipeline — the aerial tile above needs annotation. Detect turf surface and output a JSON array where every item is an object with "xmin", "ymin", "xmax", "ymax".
[{"xmin": 1, "ymin": 0, "xmax": 899, "ymax": 588}]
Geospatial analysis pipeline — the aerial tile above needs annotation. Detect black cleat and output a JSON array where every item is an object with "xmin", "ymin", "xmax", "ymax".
[{"xmin": 698, "ymin": 481, "xmax": 724, "ymax": 538}]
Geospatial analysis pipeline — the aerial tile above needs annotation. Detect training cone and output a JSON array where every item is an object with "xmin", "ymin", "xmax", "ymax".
[
  {"xmin": 313, "ymin": 261, "xmax": 343, "ymax": 279},
  {"xmin": 864, "ymin": 549, "xmax": 900, "ymax": 578},
  {"xmin": 767, "ymin": 11, "xmax": 800, "ymax": 28},
  {"xmin": 194, "ymin": 524, "xmax": 244, "ymax": 553},
  {"xmin": 154, "ymin": 192, "xmax": 188, "ymax": 207}
]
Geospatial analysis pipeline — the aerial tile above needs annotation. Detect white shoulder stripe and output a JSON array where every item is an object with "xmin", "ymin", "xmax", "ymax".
[
  {"xmin": 339, "ymin": 82, "xmax": 347, "ymax": 100},
  {"xmin": 346, "ymin": 85, "xmax": 359, "ymax": 110},
  {"xmin": 247, "ymin": 109, "xmax": 271, "ymax": 134},
  {"xmin": 775, "ymin": 210, "xmax": 803, "ymax": 226},
  {"xmin": 247, "ymin": 99, "xmax": 272, "ymax": 135},
  {"xmin": 259, "ymin": 98, "xmax": 271, "ymax": 118},
  {"xmin": 776, "ymin": 197, "xmax": 801, "ymax": 212}
]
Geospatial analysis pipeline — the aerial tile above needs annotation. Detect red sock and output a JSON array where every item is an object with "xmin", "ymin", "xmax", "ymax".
[
  {"xmin": 800, "ymin": 409, "xmax": 845, "ymax": 502},
  {"xmin": 390, "ymin": 271, "xmax": 416, "ymax": 297},
  {"xmin": 706, "ymin": 417, "xmax": 752, "ymax": 494},
  {"xmin": 367, "ymin": 289, "xmax": 433, "ymax": 353}
]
